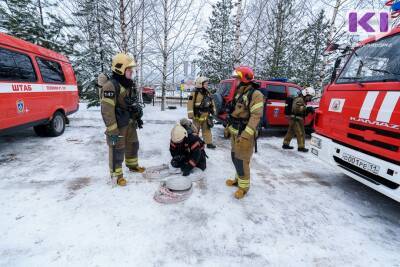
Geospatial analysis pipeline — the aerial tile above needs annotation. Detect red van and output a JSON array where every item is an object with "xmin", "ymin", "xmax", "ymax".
[
  {"xmin": 0, "ymin": 33, "xmax": 79, "ymax": 137},
  {"xmin": 142, "ymin": 86, "xmax": 155, "ymax": 104},
  {"xmin": 213, "ymin": 78, "xmax": 318, "ymax": 132},
  {"xmin": 310, "ymin": 27, "xmax": 400, "ymax": 202}
]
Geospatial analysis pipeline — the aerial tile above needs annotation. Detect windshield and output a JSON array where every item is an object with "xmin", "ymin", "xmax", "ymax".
[{"xmin": 336, "ymin": 34, "xmax": 400, "ymax": 84}]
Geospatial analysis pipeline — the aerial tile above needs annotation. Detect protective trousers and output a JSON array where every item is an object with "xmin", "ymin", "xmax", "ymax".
[
  {"xmin": 193, "ymin": 119, "xmax": 212, "ymax": 145},
  {"xmin": 107, "ymin": 121, "xmax": 139, "ymax": 178},
  {"xmin": 283, "ymin": 117, "xmax": 305, "ymax": 149},
  {"xmin": 230, "ymin": 133, "xmax": 254, "ymax": 191}
]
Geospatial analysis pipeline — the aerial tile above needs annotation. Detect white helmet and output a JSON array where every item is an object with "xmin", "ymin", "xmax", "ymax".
[
  {"xmin": 195, "ymin": 76, "xmax": 209, "ymax": 88},
  {"xmin": 171, "ymin": 123, "xmax": 188, "ymax": 143},
  {"xmin": 301, "ymin": 87, "xmax": 316, "ymax": 97}
]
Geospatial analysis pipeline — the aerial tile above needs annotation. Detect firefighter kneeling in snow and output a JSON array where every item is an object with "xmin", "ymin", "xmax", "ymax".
[
  {"xmin": 225, "ymin": 66, "xmax": 264, "ymax": 199},
  {"xmin": 282, "ymin": 87, "xmax": 315, "ymax": 152},
  {"xmin": 170, "ymin": 119, "xmax": 207, "ymax": 176},
  {"xmin": 187, "ymin": 76, "xmax": 217, "ymax": 149},
  {"xmin": 99, "ymin": 53, "xmax": 145, "ymax": 186}
]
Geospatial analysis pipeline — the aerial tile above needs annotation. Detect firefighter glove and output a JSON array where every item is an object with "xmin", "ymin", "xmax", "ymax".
[
  {"xmin": 137, "ymin": 119, "xmax": 144, "ymax": 129},
  {"xmin": 181, "ymin": 163, "xmax": 192, "ymax": 176},
  {"xmin": 109, "ymin": 135, "xmax": 120, "ymax": 145}
]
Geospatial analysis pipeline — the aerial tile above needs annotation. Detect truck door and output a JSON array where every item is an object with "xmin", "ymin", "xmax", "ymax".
[{"xmin": 264, "ymin": 84, "xmax": 287, "ymax": 126}]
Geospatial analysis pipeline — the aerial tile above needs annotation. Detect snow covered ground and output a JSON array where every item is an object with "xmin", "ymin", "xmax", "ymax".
[{"xmin": 0, "ymin": 103, "xmax": 399, "ymax": 267}]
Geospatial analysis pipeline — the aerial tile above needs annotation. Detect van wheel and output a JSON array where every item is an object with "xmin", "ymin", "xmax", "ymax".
[
  {"xmin": 47, "ymin": 112, "xmax": 66, "ymax": 137},
  {"xmin": 33, "ymin": 125, "xmax": 48, "ymax": 137}
]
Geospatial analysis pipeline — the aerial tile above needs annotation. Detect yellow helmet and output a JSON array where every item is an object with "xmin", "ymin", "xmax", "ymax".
[
  {"xmin": 171, "ymin": 123, "xmax": 188, "ymax": 143},
  {"xmin": 195, "ymin": 76, "xmax": 209, "ymax": 88},
  {"xmin": 111, "ymin": 53, "xmax": 136, "ymax": 75}
]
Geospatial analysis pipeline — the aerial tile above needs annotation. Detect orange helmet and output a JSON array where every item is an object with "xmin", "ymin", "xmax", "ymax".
[{"xmin": 232, "ymin": 66, "xmax": 254, "ymax": 83}]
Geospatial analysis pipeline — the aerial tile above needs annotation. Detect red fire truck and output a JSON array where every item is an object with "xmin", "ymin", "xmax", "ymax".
[
  {"xmin": 311, "ymin": 27, "xmax": 400, "ymax": 202},
  {"xmin": 0, "ymin": 33, "xmax": 79, "ymax": 137},
  {"xmin": 213, "ymin": 78, "xmax": 318, "ymax": 132}
]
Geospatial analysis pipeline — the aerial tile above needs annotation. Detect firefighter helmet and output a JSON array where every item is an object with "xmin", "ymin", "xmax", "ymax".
[
  {"xmin": 195, "ymin": 76, "xmax": 209, "ymax": 88},
  {"xmin": 301, "ymin": 87, "xmax": 316, "ymax": 97},
  {"xmin": 111, "ymin": 53, "xmax": 136, "ymax": 75},
  {"xmin": 171, "ymin": 123, "xmax": 188, "ymax": 143},
  {"xmin": 232, "ymin": 66, "xmax": 254, "ymax": 83}
]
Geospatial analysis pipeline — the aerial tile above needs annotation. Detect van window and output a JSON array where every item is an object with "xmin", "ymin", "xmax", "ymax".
[
  {"xmin": 0, "ymin": 48, "xmax": 37, "ymax": 82},
  {"xmin": 265, "ymin": 85, "xmax": 286, "ymax": 100},
  {"xmin": 36, "ymin": 58, "xmax": 65, "ymax": 83},
  {"xmin": 288, "ymin": 87, "xmax": 300, "ymax": 97},
  {"xmin": 217, "ymin": 82, "xmax": 232, "ymax": 96}
]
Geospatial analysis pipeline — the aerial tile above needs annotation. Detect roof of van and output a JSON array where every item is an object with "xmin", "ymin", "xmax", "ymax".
[
  {"xmin": 0, "ymin": 33, "xmax": 70, "ymax": 63},
  {"xmin": 357, "ymin": 26, "xmax": 400, "ymax": 47}
]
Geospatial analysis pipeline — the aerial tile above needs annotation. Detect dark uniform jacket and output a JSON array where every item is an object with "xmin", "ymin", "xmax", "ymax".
[
  {"xmin": 101, "ymin": 74, "xmax": 141, "ymax": 135},
  {"xmin": 170, "ymin": 134, "xmax": 206, "ymax": 172}
]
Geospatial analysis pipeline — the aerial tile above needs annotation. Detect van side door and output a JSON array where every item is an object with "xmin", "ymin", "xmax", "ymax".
[{"xmin": 0, "ymin": 47, "xmax": 38, "ymax": 129}]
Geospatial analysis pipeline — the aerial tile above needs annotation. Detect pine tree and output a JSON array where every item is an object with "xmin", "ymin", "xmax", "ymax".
[
  {"xmin": 73, "ymin": 0, "xmax": 115, "ymax": 107},
  {"xmin": 291, "ymin": 10, "xmax": 330, "ymax": 88},
  {"xmin": 196, "ymin": 0, "xmax": 235, "ymax": 83},
  {"xmin": 260, "ymin": 0, "xmax": 296, "ymax": 79},
  {"xmin": 0, "ymin": 0, "xmax": 78, "ymax": 55}
]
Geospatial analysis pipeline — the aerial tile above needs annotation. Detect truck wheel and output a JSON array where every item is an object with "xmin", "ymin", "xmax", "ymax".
[
  {"xmin": 33, "ymin": 125, "xmax": 47, "ymax": 137},
  {"xmin": 47, "ymin": 111, "xmax": 66, "ymax": 137}
]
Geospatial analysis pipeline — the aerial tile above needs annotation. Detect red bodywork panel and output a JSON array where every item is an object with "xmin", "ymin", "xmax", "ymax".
[
  {"xmin": 315, "ymin": 27, "xmax": 400, "ymax": 164},
  {"xmin": 217, "ymin": 79, "xmax": 317, "ymax": 127},
  {"xmin": 0, "ymin": 33, "xmax": 79, "ymax": 133}
]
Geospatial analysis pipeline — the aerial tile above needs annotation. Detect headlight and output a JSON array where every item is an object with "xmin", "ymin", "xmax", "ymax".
[{"xmin": 310, "ymin": 136, "xmax": 322, "ymax": 149}]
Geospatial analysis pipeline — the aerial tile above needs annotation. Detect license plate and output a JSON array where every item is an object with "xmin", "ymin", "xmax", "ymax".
[{"xmin": 341, "ymin": 153, "xmax": 380, "ymax": 175}]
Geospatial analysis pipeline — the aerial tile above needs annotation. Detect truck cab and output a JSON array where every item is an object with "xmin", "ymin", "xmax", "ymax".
[
  {"xmin": 311, "ymin": 27, "xmax": 400, "ymax": 202},
  {"xmin": 213, "ymin": 78, "xmax": 318, "ymax": 131}
]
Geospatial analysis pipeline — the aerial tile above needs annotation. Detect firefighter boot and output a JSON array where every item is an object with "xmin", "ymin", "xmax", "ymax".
[
  {"xmin": 129, "ymin": 166, "xmax": 146, "ymax": 173},
  {"xmin": 117, "ymin": 177, "xmax": 127, "ymax": 186},
  {"xmin": 234, "ymin": 177, "xmax": 250, "ymax": 199},
  {"xmin": 207, "ymin": 144, "xmax": 217, "ymax": 149},
  {"xmin": 298, "ymin": 148, "xmax": 309, "ymax": 153},
  {"xmin": 282, "ymin": 144, "xmax": 294, "ymax": 149},
  {"xmin": 234, "ymin": 188, "xmax": 248, "ymax": 199},
  {"xmin": 226, "ymin": 178, "xmax": 238, "ymax": 187}
]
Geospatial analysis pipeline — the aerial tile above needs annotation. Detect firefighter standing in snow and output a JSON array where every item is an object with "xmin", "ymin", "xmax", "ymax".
[
  {"xmin": 225, "ymin": 66, "xmax": 264, "ymax": 199},
  {"xmin": 100, "ymin": 53, "xmax": 145, "ymax": 186},
  {"xmin": 282, "ymin": 87, "xmax": 315, "ymax": 152},
  {"xmin": 187, "ymin": 77, "xmax": 217, "ymax": 149},
  {"xmin": 170, "ymin": 119, "xmax": 207, "ymax": 176}
]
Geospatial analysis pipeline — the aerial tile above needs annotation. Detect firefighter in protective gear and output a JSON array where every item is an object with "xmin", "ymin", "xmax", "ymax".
[
  {"xmin": 100, "ymin": 53, "xmax": 145, "ymax": 186},
  {"xmin": 170, "ymin": 120, "xmax": 206, "ymax": 176},
  {"xmin": 282, "ymin": 86, "xmax": 316, "ymax": 152},
  {"xmin": 187, "ymin": 76, "xmax": 217, "ymax": 149},
  {"xmin": 225, "ymin": 66, "xmax": 264, "ymax": 199}
]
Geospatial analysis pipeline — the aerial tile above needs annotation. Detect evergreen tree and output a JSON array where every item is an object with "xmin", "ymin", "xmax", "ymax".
[
  {"xmin": 291, "ymin": 10, "xmax": 330, "ymax": 88},
  {"xmin": 260, "ymin": 0, "xmax": 296, "ymax": 79},
  {"xmin": 72, "ymin": 0, "xmax": 115, "ymax": 107},
  {"xmin": 0, "ymin": 0, "xmax": 78, "ymax": 55},
  {"xmin": 196, "ymin": 0, "xmax": 235, "ymax": 83}
]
